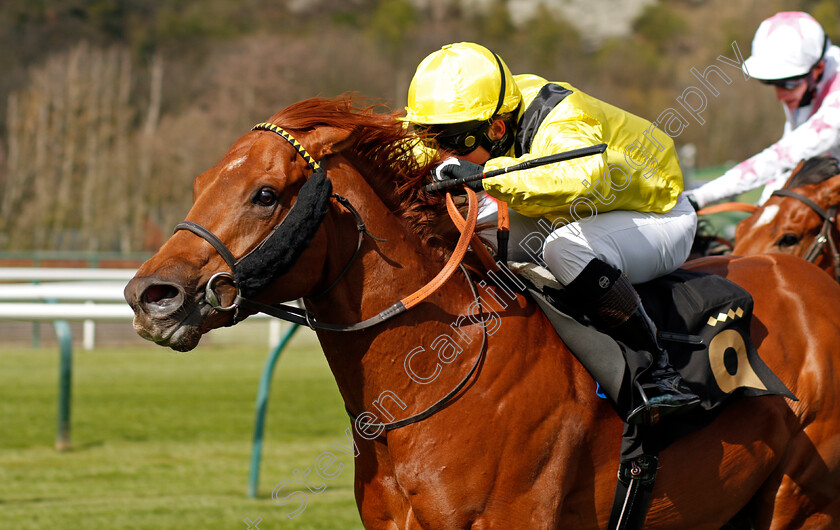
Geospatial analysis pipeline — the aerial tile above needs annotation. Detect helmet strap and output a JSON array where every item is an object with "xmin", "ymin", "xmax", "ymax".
[
  {"xmin": 799, "ymin": 73, "xmax": 818, "ymax": 108},
  {"xmin": 490, "ymin": 51, "xmax": 506, "ymax": 117},
  {"xmin": 483, "ymin": 113, "xmax": 518, "ymax": 157},
  {"xmin": 481, "ymin": 50, "xmax": 517, "ymax": 157},
  {"xmin": 798, "ymin": 36, "xmax": 830, "ymax": 109}
]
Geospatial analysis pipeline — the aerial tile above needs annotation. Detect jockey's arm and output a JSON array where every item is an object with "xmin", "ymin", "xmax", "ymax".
[
  {"xmin": 482, "ymin": 118, "xmax": 610, "ymax": 218},
  {"xmin": 687, "ymin": 90, "xmax": 840, "ymax": 208}
]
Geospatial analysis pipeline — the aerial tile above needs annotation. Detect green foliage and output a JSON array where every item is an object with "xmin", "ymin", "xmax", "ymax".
[
  {"xmin": 366, "ymin": 0, "xmax": 417, "ymax": 55},
  {"xmin": 515, "ymin": 4, "xmax": 581, "ymax": 74},
  {"xmin": 632, "ymin": 2, "xmax": 687, "ymax": 53},
  {"xmin": 86, "ymin": 0, "xmax": 125, "ymax": 39},
  {"xmin": 810, "ymin": 0, "xmax": 840, "ymax": 43},
  {"xmin": 477, "ymin": 0, "xmax": 515, "ymax": 44}
]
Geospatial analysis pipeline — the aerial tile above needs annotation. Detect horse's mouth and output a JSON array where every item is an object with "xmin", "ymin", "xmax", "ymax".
[
  {"xmin": 125, "ymin": 270, "xmax": 241, "ymax": 352},
  {"xmin": 131, "ymin": 295, "xmax": 220, "ymax": 352},
  {"xmin": 134, "ymin": 317, "xmax": 200, "ymax": 351}
]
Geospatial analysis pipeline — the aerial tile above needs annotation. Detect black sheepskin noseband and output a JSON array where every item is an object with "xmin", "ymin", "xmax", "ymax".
[{"xmin": 233, "ymin": 167, "xmax": 333, "ymax": 297}]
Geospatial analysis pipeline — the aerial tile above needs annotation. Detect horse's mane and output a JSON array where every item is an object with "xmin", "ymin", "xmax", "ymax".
[
  {"xmin": 266, "ymin": 95, "xmax": 465, "ymax": 261},
  {"xmin": 786, "ymin": 155, "xmax": 840, "ymax": 189}
]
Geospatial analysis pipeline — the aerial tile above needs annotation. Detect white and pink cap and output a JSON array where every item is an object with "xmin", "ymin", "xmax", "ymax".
[{"xmin": 744, "ymin": 12, "xmax": 828, "ymax": 80}]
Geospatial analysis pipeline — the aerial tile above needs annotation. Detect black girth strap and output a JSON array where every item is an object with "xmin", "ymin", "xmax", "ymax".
[{"xmin": 607, "ymin": 453, "xmax": 659, "ymax": 530}]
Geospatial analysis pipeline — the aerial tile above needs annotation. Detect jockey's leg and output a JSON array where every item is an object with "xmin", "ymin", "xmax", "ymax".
[
  {"xmin": 541, "ymin": 195, "xmax": 697, "ymax": 286},
  {"xmin": 542, "ymin": 195, "xmax": 699, "ymax": 425}
]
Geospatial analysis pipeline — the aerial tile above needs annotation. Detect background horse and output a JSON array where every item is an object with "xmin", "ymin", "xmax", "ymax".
[
  {"xmin": 125, "ymin": 97, "xmax": 840, "ymax": 528},
  {"xmin": 734, "ymin": 156, "xmax": 840, "ymax": 281}
]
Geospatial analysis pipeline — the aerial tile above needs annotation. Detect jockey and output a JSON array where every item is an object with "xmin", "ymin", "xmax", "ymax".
[
  {"xmin": 687, "ymin": 12, "xmax": 840, "ymax": 209},
  {"xmin": 404, "ymin": 42, "xmax": 700, "ymax": 426}
]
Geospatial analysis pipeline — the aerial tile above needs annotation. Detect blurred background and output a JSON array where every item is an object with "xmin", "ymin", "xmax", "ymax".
[
  {"xmin": 1, "ymin": 0, "xmax": 838, "ymax": 528},
  {"xmin": 1, "ymin": 0, "xmax": 837, "ymax": 254}
]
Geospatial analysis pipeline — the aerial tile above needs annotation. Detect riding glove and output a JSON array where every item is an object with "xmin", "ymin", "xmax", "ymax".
[{"xmin": 433, "ymin": 158, "xmax": 485, "ymax": 192}]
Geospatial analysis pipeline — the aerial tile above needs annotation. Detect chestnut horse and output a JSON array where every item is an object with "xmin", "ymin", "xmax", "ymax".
[
  {"xmin": 125, "ymin": 97, "xmax": 840, "ymax": 528},
  {"xmin": 734, "ymin": 156, "xmax": 840, "ymax": 281}
]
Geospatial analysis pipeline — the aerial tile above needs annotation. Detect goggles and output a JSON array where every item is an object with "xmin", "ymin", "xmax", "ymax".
[
  {"xmin": 760, "ymin": 75, "xmax": 808, "ymax": 90},
  {"xmin": 415, "ymin": 121, "xmax": 489, "ymax": 156}
]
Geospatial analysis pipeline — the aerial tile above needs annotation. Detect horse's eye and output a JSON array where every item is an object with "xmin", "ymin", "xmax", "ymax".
[
  {"xmin": 778, "ymin": 233, "xmax": 800, "ymax": 248},
  {"xmin": 254, "ymin": 188, "xmax": 277, "ymax": 206}
]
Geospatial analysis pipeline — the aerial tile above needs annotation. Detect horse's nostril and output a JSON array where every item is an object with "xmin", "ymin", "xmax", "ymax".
[{"xmin": 143, "ymin": 284, "xmax": 180, "ymax": 305}]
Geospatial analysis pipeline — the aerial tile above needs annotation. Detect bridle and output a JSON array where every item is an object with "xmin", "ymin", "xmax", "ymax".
[
  {"xmin": 174, "ymin": 122, "xmax": 495, "ymax": 432},
  {"xmin": 175, "ymin": 122, "xmax": 485, "ymax": 329},
  {"xmin": 770, "ymin": 188, "xmax": 840, "ymax": 281}
]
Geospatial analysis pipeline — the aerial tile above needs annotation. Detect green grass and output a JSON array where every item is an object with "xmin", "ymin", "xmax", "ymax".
[{"xmin": 0, "ymin": 336, "xmax": 363, "ymax": 529}]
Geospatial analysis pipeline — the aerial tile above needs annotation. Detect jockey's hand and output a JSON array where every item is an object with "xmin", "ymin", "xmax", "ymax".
[
  {"xmin": 433, "ymin": 158, "xmax": 485, "ymax": 192},
  {"xmin": 685, "ymin": 192, "xmax": 701, "ymax": 212}
]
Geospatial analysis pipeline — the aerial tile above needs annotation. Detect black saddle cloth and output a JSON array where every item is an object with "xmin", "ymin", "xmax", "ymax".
[
  {"xmin": 518, "ymin": 266, "xmax": 796, "ymax": 457},
  {"xmin": 635, "ymin": 268, "xmax": 795, "ymax": 407}
]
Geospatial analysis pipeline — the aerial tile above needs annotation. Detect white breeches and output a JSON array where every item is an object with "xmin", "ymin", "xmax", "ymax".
[{"xmin": 478, "ymin": 194, "xmax": 697, "ymax": 285}]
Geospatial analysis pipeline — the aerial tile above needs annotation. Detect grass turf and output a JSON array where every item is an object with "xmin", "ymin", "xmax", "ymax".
[{"xmin": 0, "ymin": 334, "xmax": 363, "ymax": 529}]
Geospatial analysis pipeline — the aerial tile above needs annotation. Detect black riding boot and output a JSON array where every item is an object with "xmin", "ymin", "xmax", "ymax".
[
  {"xmin": 565, "ymin": 259, "xmax": 700, "ymax": 426},
  {"xmin": 611, "ymin": 302, "xmax": 701, "ymax": 425}
]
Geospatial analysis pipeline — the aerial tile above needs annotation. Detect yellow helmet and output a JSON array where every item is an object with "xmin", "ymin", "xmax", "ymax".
[{"xmin": 405, "ymin": 42, "xmax": 522, "ymax": 125}]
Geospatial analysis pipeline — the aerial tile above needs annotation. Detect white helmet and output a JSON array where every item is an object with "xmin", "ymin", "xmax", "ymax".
[{"xmin": 744, "ymin": 12, "xmax": 828, "ymax": 80}]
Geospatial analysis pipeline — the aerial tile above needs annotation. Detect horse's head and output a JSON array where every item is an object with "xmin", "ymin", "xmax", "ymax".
[
  {"xmin": 123, "ymin": 107, "xmax": 362, "ymax": 351},
  {"xmin": 125, "ymin": 97, "xmax": 446, "ymax": 351},
  {"xmin": 734, "ymin": 156, "xmax": 840, "ymax": 278}
]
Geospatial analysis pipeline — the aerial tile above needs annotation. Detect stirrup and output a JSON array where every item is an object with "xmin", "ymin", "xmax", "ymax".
[
  {"xmin": 627, "ymin": 381, "xmax": 657, "ymax": 425},
  {"xmin": 626, "ymin": 381, "xmax": 700, "ymax": 426}
]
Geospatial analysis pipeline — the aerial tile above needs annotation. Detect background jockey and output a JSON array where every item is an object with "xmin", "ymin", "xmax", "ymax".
[
  {"xmin": 404, "ymin": 42, "xmax": 700, "ymax": 426},
  {"xmin": 687, "ymin": 12, "xmax": 840, "ymax": 209}
]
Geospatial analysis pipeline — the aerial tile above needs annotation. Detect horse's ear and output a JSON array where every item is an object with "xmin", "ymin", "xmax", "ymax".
[
  {"xmin": 304, "ymin": 126, "xmax": 356, "ymax": 160},
  {"xmin": 817, "ymin": 173, "xmax": 840, "ymax": 204}
]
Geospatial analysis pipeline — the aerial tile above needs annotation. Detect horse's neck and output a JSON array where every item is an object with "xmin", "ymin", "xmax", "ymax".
[
  {"xmin": 308, "ymin": 171, "xmax": 483, "ymax": 413},
  {"xmin": 307, "ymin": 169, "xmax": 589, "ymax": 430}
]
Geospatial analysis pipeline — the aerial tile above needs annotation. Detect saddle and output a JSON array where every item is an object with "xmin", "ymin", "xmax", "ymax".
[
  {"xmin": 511, "ymin": 262, "xmax": 795, "ymax": 424},
  {"xmin": 508, "ymin": 262, "xmax": 797, "ymax": 529}
]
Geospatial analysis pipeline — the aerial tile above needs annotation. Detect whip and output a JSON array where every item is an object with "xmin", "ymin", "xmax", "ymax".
[{"xmin": 423, "ymin": 143, "xmax": 607, "ymax": 193}]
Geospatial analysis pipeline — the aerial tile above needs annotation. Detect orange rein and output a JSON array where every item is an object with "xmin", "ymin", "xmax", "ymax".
[
  {"xmin": 697, "ymin": 202, "xmax": 759, "ymax": 216},
  {"xmin": 400, "ymin": 187, "xmax": 484, "ymax": 309}
]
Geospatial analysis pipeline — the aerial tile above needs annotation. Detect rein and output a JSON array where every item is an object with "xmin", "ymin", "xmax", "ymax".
[
  {"xmin": 175, "ymin": 122, "xmax": 494, "ymax": 432},
  {"xmin": 350, "ymin": 264, "xmax": 488, "ymax": 434},
  {"xmin": 696, "ymin": 202, "xmax": 758, "ymax": 215},
  {"xmin": 770, "ymin": 188, "xmax": 840, "ymax": 281}
]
